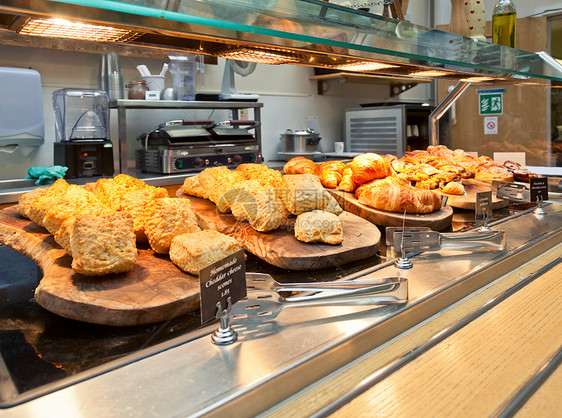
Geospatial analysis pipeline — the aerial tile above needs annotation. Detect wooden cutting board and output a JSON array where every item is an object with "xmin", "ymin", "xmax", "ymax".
[
  {"xmin": 444, "ymin": 179, "xmax": 508, "ymax": 211},
  {"xmin": 176, "ymin": 190, "xmax": 381, "ymax": 270},
  {"xmin": 327, "ymin": 190, "xmax": 453, "ymax": 231},
  {"xmin": 0, "ymin": 206, "xmax": 200, "ymax": 326}
]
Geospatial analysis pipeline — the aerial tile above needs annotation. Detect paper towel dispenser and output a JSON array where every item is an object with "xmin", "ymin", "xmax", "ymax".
[{"xmin": 0, "ymin": 67, "xmax": 44, "ymax": 152}]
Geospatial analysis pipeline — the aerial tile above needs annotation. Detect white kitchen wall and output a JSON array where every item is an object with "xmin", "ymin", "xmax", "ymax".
[{"xmin": 0, "ymin": 43, "xmax": 394, "ymax": 179}]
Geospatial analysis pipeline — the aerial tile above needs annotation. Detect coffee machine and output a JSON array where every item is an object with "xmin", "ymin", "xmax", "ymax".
[{"xmin": 53, "ymin": 89, "xmax": 114, "ymax": 178}]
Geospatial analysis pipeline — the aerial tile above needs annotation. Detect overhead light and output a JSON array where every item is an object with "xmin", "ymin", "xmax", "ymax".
[
  {"xmin": 330, "ymin": 61, "xmax": 398, "ymax": 72},
  {"xmin": 18, "ymin": 18, "xmax": 142, "ymax": 43},
  {"xmin": 214, "ymin": 46, "xmax": 306, "ymax": 65},
  {"xmin": 459, "ymin": 76, "xmax": 496, "ymax": 82},
  {"xmin": 408, "ymin": 70, "xmax": 452, "ymax": 78}
]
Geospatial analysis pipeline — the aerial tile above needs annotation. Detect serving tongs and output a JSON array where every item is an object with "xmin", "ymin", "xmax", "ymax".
[
  {"xmin": 230, "ymin": 273, "xmax": 408, "ymax": 321},
  {"xmin": 386, "ymin": 227, "xmax": 506, "ymax": 257}
]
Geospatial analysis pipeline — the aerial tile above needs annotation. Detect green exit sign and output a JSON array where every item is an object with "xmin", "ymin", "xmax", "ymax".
[{"xmin": 478, "ymin": 89, "xmax": 505, "ymax": 115}]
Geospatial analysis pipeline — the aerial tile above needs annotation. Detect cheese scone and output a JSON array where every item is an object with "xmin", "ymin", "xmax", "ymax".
[
  {"xmin": 169, "ymin": 230, "xmax": 241, "ymax": 275},
  {"xmin": 119, "ymin": 186, "xmax": 169, "ymax": 242},
  {"xmin": 198, "ymin": 166, "xmax": 246, "ymax": 205},
  {"xmin": 279, "ymin": 174, "xmax": 342, "ymax": 216},
  {"xmin": 143, "ymin": 198, "xmax": 200, "ymax": 254},
  {"xmin": 181, "ymin": 174, "xmax": 207, "ymax": 199},
  {"xmin": 294, "ymin": 210, "xmax": 343, "ymax": 245},
  {"xmin": 70, "ymin": 211, "xmax": 137, "ymax": 276},
  {"xmin": 18, "ymin": 187, "xmax": 46, "ymax": 219},
  {"xmin": 42, "ymin": 184, "xmax": 107, "ymax": 235},
  {"xmin": 26, "ymin": 178, "xmax": 70, "ymax": 226},
  {"xmin": 230, "ymin": 187, "xmax": 289, "ymax": 232},
  {"xmin": 236, "ymin": 163, "xmax": 283, "ymax": 188},
  {"xmin": 216, "ymin": 179, "xmax": 264, "ymax": 214}
]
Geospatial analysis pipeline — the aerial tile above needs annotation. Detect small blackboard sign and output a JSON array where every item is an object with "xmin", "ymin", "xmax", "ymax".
[
  {"xmin": 530, "ymin": 177, "xmax": 549, "ymax": 203},
  {"xmin": 199, "ymin": 250, "xmax": 246, "ymax": 324},
  {"xmin": 476, "ymin": 191, "xmax": 492, "ymax": 222}
]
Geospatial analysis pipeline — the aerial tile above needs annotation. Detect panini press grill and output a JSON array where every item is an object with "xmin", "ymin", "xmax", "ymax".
[{"xmin": 135, "ymin": 119, "xmax": 260, "ymax": 173}]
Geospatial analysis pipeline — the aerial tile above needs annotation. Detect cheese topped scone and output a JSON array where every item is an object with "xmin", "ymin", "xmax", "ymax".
[
  {"xmin": 143, "ymin": 198, "xmax": 200, "ymax": 254},
  {"xmin": 70, "ymin": 211, "xmax": 137, "ymax": 276},
  {"xmin": 294, "ymin": 210, "xmax": 343, "ymax": 245},
  {"xmin": 169, "ymin": 230, "xmax": 241, "ymax": 275}
]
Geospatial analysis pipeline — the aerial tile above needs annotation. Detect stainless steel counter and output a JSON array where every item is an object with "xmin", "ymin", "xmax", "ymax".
[{"xmin": 0, "ymin": 203, "xmax": 560, "ymax": 417}]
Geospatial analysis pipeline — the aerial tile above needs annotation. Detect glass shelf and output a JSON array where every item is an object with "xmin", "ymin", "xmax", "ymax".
[{"xmin": 2, "ymin": 0, "xmax": 562, "ymax": 82}]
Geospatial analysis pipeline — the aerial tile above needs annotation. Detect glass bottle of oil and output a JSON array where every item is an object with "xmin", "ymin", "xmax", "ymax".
[{"xmin": 492, "ymin": 0, "xmax": 517, "ymax": 48}]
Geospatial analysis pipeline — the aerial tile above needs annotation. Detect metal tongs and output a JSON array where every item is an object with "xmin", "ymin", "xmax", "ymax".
[
  {"xmin": 230, "ymin": 273, "xmax": 408, "ymax": 321},
  {"xmin": 492, "ymin": 180, "xmax": 530, "ymax": 203},
  {"xmin": 386, "ymin": 227, "xmax": 506, "ymax": 256}
]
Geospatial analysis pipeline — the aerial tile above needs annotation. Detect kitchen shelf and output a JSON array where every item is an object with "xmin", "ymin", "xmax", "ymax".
[
  {"xmin": 112, "ymin": 99, "xmax": 263, "ymax": 174},
  {"xmin": 1, "ymin": 0, "xmax": 562, "ymax": 82},
  {"xmin": 309, "ymin": 72, "xmax": 430, "ymax": 96}
]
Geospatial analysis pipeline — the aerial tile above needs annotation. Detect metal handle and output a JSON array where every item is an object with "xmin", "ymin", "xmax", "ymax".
[
  {"xmin": 279, "ymin": 277, "xmax": 407, "ymax": 303},
  {"xmin": 440, "ymin": 230, "xmax": 506, "ymax": 250}
]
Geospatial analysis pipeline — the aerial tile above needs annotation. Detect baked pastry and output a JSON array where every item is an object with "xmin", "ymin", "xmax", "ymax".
[
  {"xmin": 440, "ymin": 181, "xmax": 465, "ymax": 195},
  {"xmin": 169, "ymin": 230, "xmax": 242, "ymax": 275},
  {"xmin": 70, "ymin": 211, "xmax": 137, "ymax": 276},
  {"xmin": 216, "ymin": 179, "xmax": 264, "ymax": 214},
  {"xmin": 119, "ymin": 186, "xmax": 169, "ymax": 241},
  {"xmin": 230, "ymin": 187, "xmax": 289, "ymax": 232},
  {"xmin": 26, "ymin": 179, "xmax": 70, "ymax": 226},
  {"xmin": 503, "ymin": 160, "xmax": 538, "ymax": 182},
  {"xmin": 279, "ymin": 174, "xmax": 342, "ymax": 215},
  {"xmin": 356, "ymin": 176, "xmax": 442, "ymax": 214},
  {"xmin": 475, "ymin": 160, "xmax": 514, "ymax": 183},
  {"xmin": 143, "ymin": 198, "xmax": 200, "ymax": 254},
  {"xmin": 294, "ymin": 210, "xmax": 343, "ymax": 245},
  {"xmin": 283, "ymin": 156, "xmax": 316, "ymax": 175},
  {"xmin": 42, "ymin": 184, "xmax": 107, "ymax": 235},
  {"xmin": 181, "ymin": 175, "xmax": 208, "ymax": 199},
  {"xmin": 92, "ymin": 174, "xmax": 148, "ymax": 210},
  {"xmin": 315, "ymin": 160, "xmax": 345, "ymax": 188},
  {"xmin": 236, "ymin": 163, "xmax": 283, "ymax": 188},
  {"xmin": 350, "ymin": 153, "xmax": 392, "ymax": 185},
  {"xmin": 17, "ymin": 187, "xmax": 46, "ymax": 219},
  {"xmin": 198, "ymin": 166, "xmax": 246, "ymax": 206},
  {"xmin": 337, "ymin": 164, "xmax": 358, "ymax": 193}
]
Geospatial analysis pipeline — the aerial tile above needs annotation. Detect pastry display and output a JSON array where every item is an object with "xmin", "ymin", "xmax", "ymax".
[
  {"xmin": 17, "ymin": 174, "xmax": 205, "ymax": 275},
  {"xmin": 169, "ymin": 230, "xmax": 241, "ymax": 275},
  {"xmin": 294, "ymin": 210, "xmax": 343, "ymax": 245}
]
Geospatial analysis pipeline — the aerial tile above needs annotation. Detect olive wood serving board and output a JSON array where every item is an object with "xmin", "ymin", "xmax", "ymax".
[
  {"xmin": 442, "ymin": 179, "xmax": 508, "ymax": 211},
  {"xmin": 327, "ymin": 190, "xmax": 453, "ymax": 231},
  {"xmin": 176, "ymin": 190, "xmax": 381, "ymax": 270},
  {"xmin": 0, "ymin": 206, "xmax": 200, "ymax": 326}
]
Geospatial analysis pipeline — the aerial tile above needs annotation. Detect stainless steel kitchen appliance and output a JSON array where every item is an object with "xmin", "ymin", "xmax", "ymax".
[
  {"xmin": 278, "ymin": 128, "xmax": 322, "ymax": 158},
  {"xmin": 52, "ymin": 89, "xmax": 114, "ymax": 178},
  {"xmin": 135, "ymin": 119, "xmax": 260, "ymax": 174}
]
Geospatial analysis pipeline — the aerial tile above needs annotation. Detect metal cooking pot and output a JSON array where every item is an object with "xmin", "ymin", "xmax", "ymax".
[{"xmin": 279, "ymin": 129, "xmax": 321, "ymax": 153}]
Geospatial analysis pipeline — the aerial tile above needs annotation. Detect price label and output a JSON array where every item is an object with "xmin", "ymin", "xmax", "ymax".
[
  {"xmin": 199, "ymin": 250, "xmax": 246, "ymax": 324},
  {"xmin": 530, "ymin": 177, "xmax": 549, "ymax": 203},
  {"xmin": 476, "ymin": 191, "xmax": 492, "ymax": 222}
]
